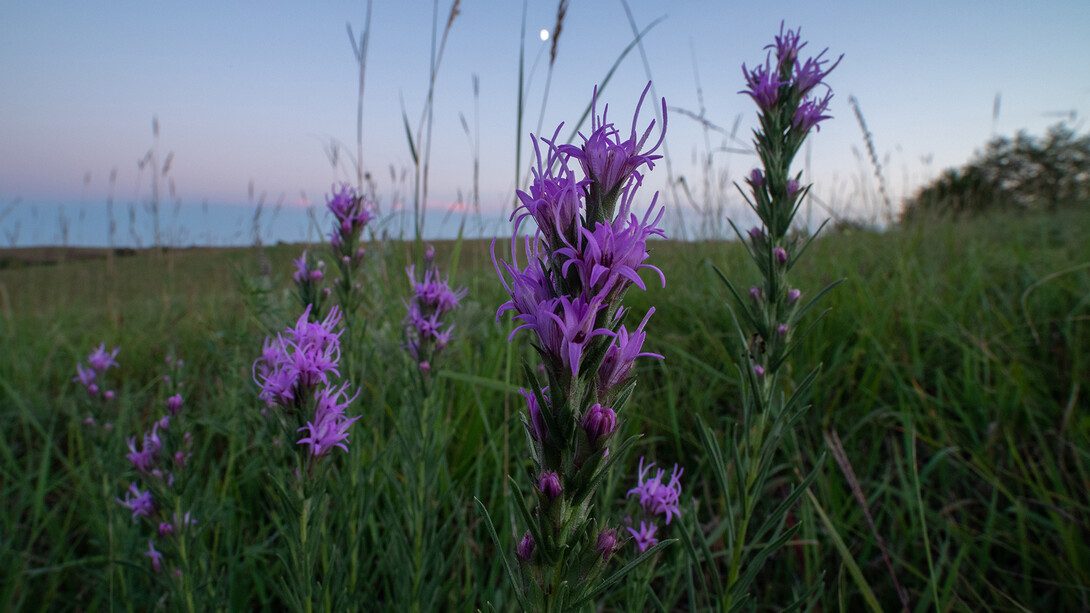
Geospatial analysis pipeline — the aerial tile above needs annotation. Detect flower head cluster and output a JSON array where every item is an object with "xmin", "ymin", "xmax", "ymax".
[
  {"xmin": 253, "ymin": 305, "xmax": 344, "ymax": 409},
  {"xmin": 73, "ymin": 342, "xmax": 119, "ymax": 399},
  {"xmin": 625, "ymin": 457, "xmax": 684, "ymax": 552},
  {"xmin": 402, "ymin": 255, "xmax": 467, "ymax": 370},
  {"xmin": 741, "ymin": 22, "xmax": 842, "ymax": 135},
  {"xmin": 253, "ymin": 304, "xmax": 360, "ymax": 459},
  {"xmin": 116, "ymin": 354, "xmax": 198, "ymax": 576},
  {"xmin": 296, "ymin": 382, "xmax": 361, "ymax": 458}
]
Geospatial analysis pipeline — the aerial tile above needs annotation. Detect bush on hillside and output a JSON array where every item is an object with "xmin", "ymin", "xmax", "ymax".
[{"xmin": 902, "ymin": 122, "xmax": 1090, "ymax": 221}]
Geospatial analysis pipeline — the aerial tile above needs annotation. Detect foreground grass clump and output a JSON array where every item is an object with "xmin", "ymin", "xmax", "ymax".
[{"xmin": 1, "ymin": 204, "xmax": 1088, "ymax": 610}]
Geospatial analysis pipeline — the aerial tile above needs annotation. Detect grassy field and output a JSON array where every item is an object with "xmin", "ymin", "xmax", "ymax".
[{"xmin": 2, "ymin": 206, "xmax": 1088, "ymax": 611}]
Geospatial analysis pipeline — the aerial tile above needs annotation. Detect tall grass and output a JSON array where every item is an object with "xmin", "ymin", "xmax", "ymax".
[{"xmin": 1, "ymin": 203, "xmax": 1087, "ymax": 610}]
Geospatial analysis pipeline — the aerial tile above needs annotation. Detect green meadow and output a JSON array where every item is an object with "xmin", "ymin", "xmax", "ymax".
[{"xmin": 1, "ymin": 206, "xmax": 1088, "ymax": 611}]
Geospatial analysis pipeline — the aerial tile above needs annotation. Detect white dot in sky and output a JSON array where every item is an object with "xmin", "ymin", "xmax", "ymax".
[{"xmin": 540, "ymin": 29, "xmax": 550, "ymax": 41}]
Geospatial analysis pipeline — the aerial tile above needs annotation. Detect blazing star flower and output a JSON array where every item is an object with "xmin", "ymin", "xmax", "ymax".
[
  {"xmin": 296, "ymin": 382, "xmax": 361, "ymax": 458},
  {"xmin": 628, "ymin": 457, "xmax": 684, "ymax": 525},
  {"xmin": 556, "ymin": 193, "xmax": 666, "ymax": 301},
  {"xmin": 598, "ymin": 308, "xmax": 663, "ymax": 394},
  {"xmin": 125, "ymin": 425, "xmax": 162, "ymax": 473},
  {"xmin": 87, "ymin": 343, "xmax": 120, "ymax": 372},
  {"xmin": 557, "ymin": 82, "xmax": 666, "ymax": 212},
  {"xmin": 292, "ymin": 250, "xmax": 310, "ymax": 284},
  {"xmin": 519, "ymin": 387, "xmax": 548, "ymax": 442},
  {"xmin": 146, "ymin": 540, "xmax": 163, "ymax": 572},
  {"xmin": 626, "ymin": 521, "xmax": 659, "ymax": 553},
  {"xmin": 793, "ymin": 48, "xmax": 842, "ymax": 97},
  {"xmin": 73, "ymin": 363, "xmax": 96, "ymax": 389},
  {"xmin": 116, "ymin": 483, "xmax": 155, "ymax": 522},
  {"xmin": 514, "ymin": 124, "xmax": 585, "ymax": 248},
  {"xmin": 793, "ymin": 90, "xmax": 834, "ymax": 133},
  {"xmin": 767, "ymin": 21, "xmax": 806, "ymax": 71},
  {"xmin": 254, "ymin": 305, "xmax": 344, "ymax": 409},
  {"xmin": 741, "ymin": 58, "xmax": 787, "ymax": 112}
]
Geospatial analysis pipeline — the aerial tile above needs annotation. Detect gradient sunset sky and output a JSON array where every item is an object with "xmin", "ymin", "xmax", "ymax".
[{"xmin": 1, "ymin": 0, "xmax": 1087, "ymax": 242}]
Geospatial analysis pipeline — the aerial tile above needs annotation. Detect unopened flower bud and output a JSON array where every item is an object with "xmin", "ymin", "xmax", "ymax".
[
  {"xmin": 167, "ymin": 393, "xmax": 183, "ymax": 416},
  {"xmin": 786, "ymin": 179, "xmax": 801, "ymax": 199},
  {"xmin": 321, "ymin": 287, "xmax": 331, "ymax": 298},
  {"xmin": 596, "ymin": 529, "xmax": 618, "ymax": 562},
  {"xmin": 748, "ymin": 286, "xmax": 762, "ymax": 302},
  {"xmin": 753, "ymin": 364, "xmax": 765, "ymax": 377},
  {"xmin": 309, "ymin": 269, "xmax": 323, "ymax": 282},
  {"xmin": 749, "ymin": 168, "xmax": 765, "ymax": 189},
  {"xmin": 787, "ymin": 288, "xmax": 801, "ymax": 303},
  {"xmin": 105, "ymin": 390, "xmax": 115, "ymax": 401},
  {"xmin": 516, "ymin": 531, "xmax": 535, "ymax": 562},
  {"xmin": 581, "ymin": 403, "xmax": 617, "ymax": 444},
  {"xmin": 538, "ymin": 470, "xmax": 562, "ymax": 501},
  {"xmin": 773, "ymin": 247, "xmax": 787, "ymax": 265},
  {"xmin": 777, "ymin": 323, "xmax": 789, "ymax": 336}
]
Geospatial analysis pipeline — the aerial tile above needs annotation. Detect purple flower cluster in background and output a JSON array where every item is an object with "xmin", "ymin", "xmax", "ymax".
[
  {"xmin": 116, "ymin": 356, "xmax": 197, "ymax": 575},
  {"xmin": 253, "ymin": 304, "xmax": 360, "ymax": 458},
  {"xmin": 73, "ymin": 342, "xmax": 119, "ymax": 401},
  {"xmin": 626, "ymin": 457, "xmax": 684, "ymax": 552},
  {"xmin": 403, "ymin": 249, "xmax": 467, "ymax": 372}
]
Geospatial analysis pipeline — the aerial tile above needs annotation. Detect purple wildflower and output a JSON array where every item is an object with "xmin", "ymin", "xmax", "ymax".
[
  {"xmin": 626, "ymin": 521, "xmax": 658, "ymax": 553},
  {"xmin": 767, "ymin": 22, "xmax": 805, "ymax": 70},
  {"xmin": 754, "ymin": 364, "xmax": 766, "ymax": 377},
  {"xmin": 793, "ymin": 47, "xmax": 842, "ymax": 96},
  {"xmin": 296, "ymin": 382, "xmax": 361, "ymax": 457},
  {"xmin": 116, "ymin": 483, "xmax": 155, "ymax": 522},
  {"xmin": 558, "ymin": 83, "xmax": 666, "ymax": 207},
  {"xmin": 73, "ymin": 363, "xmax": 96, "ymax": 390},
  {"xmin": 774, "ymin": 247, "xmax": 788, "ymax": 265},
  {"xmin": 628, "ymin": 457, "xmax": 684, "ymax": 525},
  {"xmin": 788, "ymin": 288, "xmax": 801, "ymax": 304},
  {"xmin": 741, "ymin": 58, "xmax": 787, "ymax": 112},
  {"xmin": 555, "ymin": 194, "xmax": 666, "ymax": 301},
  {"xmin": 519, "ymin": 387, "xmax": 548, "ymax": 442},
  {"xmin": 125, "ymin": 425, "xmax": 162, "ymax": 473},
  {"xmin": 513, "ymin": 124, "xmax": 585, "ymax": 247},
  {"xmin": 87, "ymin": 343, "xmax": 120, "ymax": 372},
  {"xmin": 793, "ymin": 90, "xmax": 834, "ymax": 133},
  {"xmin": 598, "ymin": 308, "xmax": 663, "ymax": 394},
  {"xmin": 146, "ymin": 540, "xmax": 163, "ymax": 573}
]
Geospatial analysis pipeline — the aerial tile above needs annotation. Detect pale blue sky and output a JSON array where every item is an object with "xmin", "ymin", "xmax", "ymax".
[{"xmin": 1, "ymin": 0, "xmax": 1088, "ymax": 243}]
